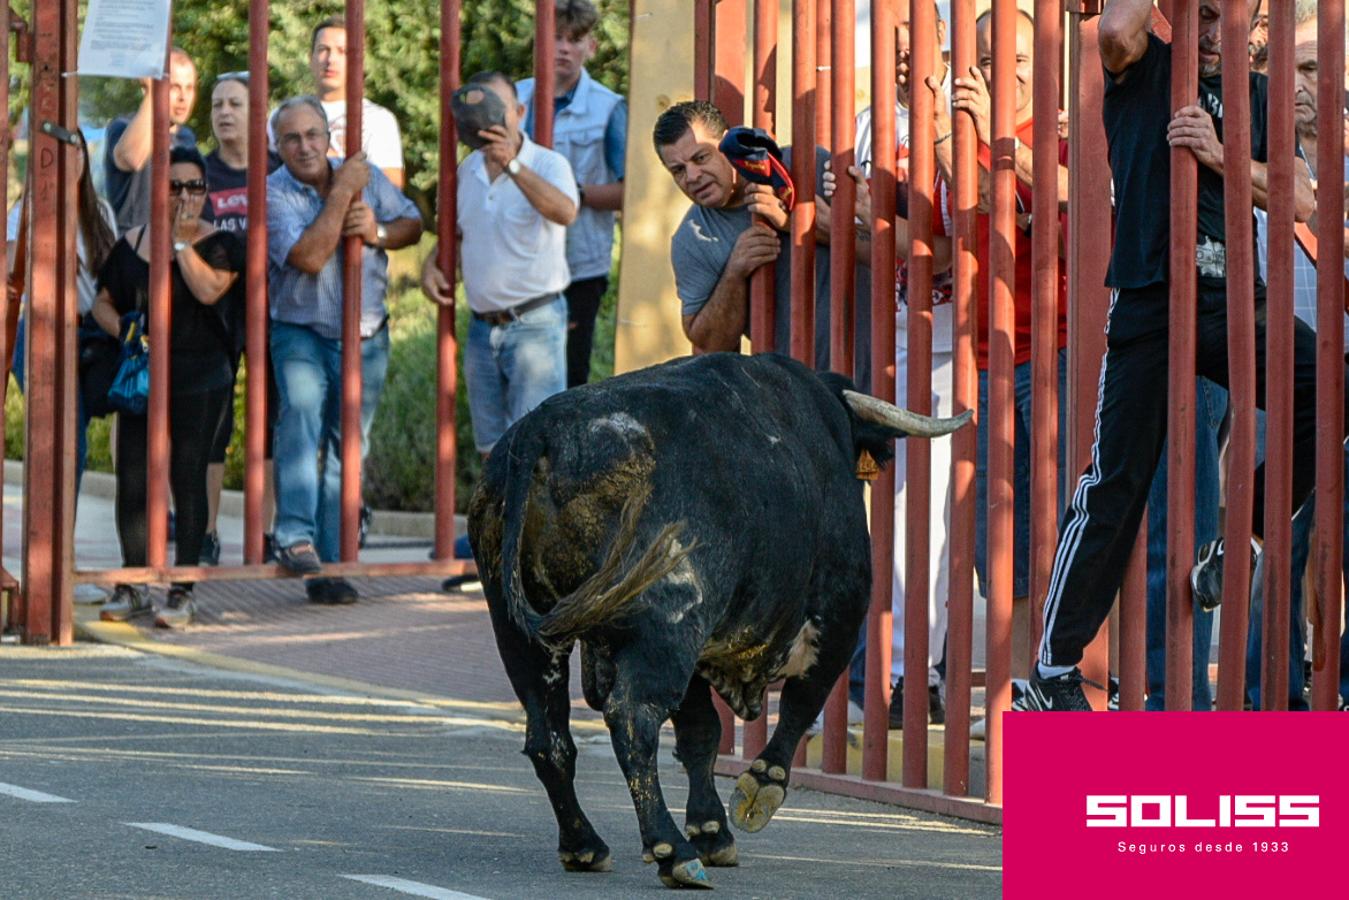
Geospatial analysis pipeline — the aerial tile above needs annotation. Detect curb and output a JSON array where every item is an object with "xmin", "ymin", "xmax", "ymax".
[{"xmin": 4, "ymin": 458, "xmax": 464, "ymax": 540}]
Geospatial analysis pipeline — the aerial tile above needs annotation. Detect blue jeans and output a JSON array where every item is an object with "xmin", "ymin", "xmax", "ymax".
[
  {"xmin": 12, "ymin": 316, "xmax": 89, "ymax": 493},
  {"xmin": 463, "ymin": 296, "xmax": 568, "ymax": 453},
  {"xmin": 270, "ymin": 321, "xmax": 390, "ymax": 563},
  {"xmin": 974, "ymin": 350, "xmax": 1068, "ymax": 599},
  {"xmin": 1145, "ymin": 378, "xmax": 1226, "ymax": 710},
  {"xmin": 1247, "ymin": 429, "xmax": 1349, "ymax": 708}
]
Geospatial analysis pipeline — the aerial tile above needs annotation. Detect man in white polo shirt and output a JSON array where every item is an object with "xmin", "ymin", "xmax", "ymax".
[{"xmin": 422, "ymin": 70, "xmax": 577, "ymax": 457}]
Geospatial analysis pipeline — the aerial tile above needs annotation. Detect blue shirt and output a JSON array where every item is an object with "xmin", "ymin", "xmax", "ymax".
[{"xmin": 266, "ymin": 159, "xmax": 420, "ymax": 340}]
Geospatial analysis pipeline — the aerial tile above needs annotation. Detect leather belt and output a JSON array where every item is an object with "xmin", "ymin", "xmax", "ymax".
[{"xmin": 472, "ymin": 293, "xmax": 557, "ymax": 327}]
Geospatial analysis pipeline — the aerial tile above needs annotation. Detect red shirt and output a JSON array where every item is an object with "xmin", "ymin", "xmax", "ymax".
[{"xmin": 970, "ymin": 118, "xmax": 1069, "ymax": 370}]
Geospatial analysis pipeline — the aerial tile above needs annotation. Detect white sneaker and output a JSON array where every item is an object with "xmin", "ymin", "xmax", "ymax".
[
  {"xmin": 808, "ymin": 699, "xmax": 866, "ymax": 733},
  {"xmin": 74, "ymin": 583, "xmax": 109, "ymax": 605}
]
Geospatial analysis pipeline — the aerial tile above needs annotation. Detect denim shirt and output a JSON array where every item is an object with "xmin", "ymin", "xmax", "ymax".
[
  {"xmin": 266, "ymin": 160, "xmax": 420, "ymax": 340},
  {"xmin": 518, "ymin": 69, "xmax": 626, "ymax": 281}
]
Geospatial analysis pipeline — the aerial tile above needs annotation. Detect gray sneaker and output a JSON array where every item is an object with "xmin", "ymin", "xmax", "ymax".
[
  {"xmin": 99, "ymin": 584, "xmax": 153, "ymax": 622},
  {"xmin": 154, "ymin": 587, "xmax": 195, "ymax": 629}
]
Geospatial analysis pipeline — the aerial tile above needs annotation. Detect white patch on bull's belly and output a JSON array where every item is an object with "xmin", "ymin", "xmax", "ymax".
[
  {"xmin": 587, "ymin": 412, "xmax": 648, "ymax": 440},
  {"xmin": 775, "ymin": 621, "xmax": 820, "ymax": 679},
  {"xmin": 663, "ymin": 542, "xmax": 703, "ymax": 624}
]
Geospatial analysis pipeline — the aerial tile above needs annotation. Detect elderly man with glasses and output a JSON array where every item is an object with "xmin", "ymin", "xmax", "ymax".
[{"xmin": 265, "ymin": 95, "xmax": 422, "ymax": 605}]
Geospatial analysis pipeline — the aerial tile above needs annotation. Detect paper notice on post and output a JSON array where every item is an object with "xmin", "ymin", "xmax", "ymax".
[{"xmin": 78, "ymin": 0, "xmax": 172, "ymax": 79}]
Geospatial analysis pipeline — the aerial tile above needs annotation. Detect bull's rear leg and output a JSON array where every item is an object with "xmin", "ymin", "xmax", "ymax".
[
  {"xmin": 604, "ymin": 651, "xmax": 712, "ymax": 889},
  {"xmin": 671, "ymin": 676, "xmax": 737, "ymax": 867},
  {"xmin": 491, "ymin": 616, "xmax": 611, "ymax": 873},
  {"xmin": 731, "ymin": 613, "xmax": 860, "ymax": 833}
]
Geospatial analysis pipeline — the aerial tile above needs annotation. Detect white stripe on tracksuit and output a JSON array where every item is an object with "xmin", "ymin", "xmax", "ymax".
[{"xmin": 1039, "ymin": 289, "xmax": 1120, "ymax": 667}]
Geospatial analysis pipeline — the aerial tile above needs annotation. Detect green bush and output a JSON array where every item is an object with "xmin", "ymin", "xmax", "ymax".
[{"xmin": 7, "ymin": 236, "xmax": 620, "ymax": 514}]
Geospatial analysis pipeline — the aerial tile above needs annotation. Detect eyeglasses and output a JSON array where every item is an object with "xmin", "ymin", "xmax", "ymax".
[
  {"xmin": 169, "ymin": 179, "xmax": 208, "ymax": 196},
  {"xmin": 278, "ymin": 128, "xmax": 330, "ymax": 149}
]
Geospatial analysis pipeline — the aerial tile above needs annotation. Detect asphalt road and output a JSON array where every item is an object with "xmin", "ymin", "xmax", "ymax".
[{"xmin": 0, "ymin": 645, "xmax": 1001, "ymax": 899}]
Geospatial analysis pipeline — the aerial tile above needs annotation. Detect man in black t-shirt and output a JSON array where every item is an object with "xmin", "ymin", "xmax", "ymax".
[{"xmin": 1024, "ymin": 0, "xmax": 1334, "ymax": 711}]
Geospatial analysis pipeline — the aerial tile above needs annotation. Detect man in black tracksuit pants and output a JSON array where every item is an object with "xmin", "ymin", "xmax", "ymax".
[{"xmin": 1026, "ymin": 0, "xmax": 1327, "ymax": 709}]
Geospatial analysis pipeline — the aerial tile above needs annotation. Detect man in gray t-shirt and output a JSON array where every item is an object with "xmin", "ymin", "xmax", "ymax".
[{"xmin": 654, "ymin": 100, "xmax": 870, "ymax": 386}]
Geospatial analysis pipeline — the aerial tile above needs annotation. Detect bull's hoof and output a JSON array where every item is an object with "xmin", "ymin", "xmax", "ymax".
[
  {"xmin": 658, "ymin": 857, "xmax": 713, "ymax": 889},
  {"xmin": 559, "ymin": 846, "xmax": 613, "ymax": 872},
  {"xmin": 729, "ymin": 761, "xmax": 787, "ymax": 833},
  {"xmin": 686, "ymin": 820, "xmax": 738, "ymax": 867}
]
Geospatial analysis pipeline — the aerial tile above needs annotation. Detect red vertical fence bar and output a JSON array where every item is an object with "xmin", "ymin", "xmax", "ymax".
[
  {"xmin": 789, "ymin": 0, "xmax": 817, "ymax": 771},
  {"xmin": 1064, "ymin": 6, "xmax": 1112, "ymax": 703},
  {"xmin": 339, "ymin": 0, "xmax": 366, "ymax": 560},
  {"xmin": 985, "ymin": 0, "xmax": 1017, "ymax": 802},
  {"xmin": 433, "ymin": 0, "xmax": 461, "ymax": 562},
  {"xmin": 945, "ymin": 0, "xmax": 978, "ymax": 797},
  {"xmin": 535, "ymin": 1, "xmax": 556, "ymax": 147},
  {"xmin": 22, "ymin": 0, "xmax": 58, "ymax": 641},
  {"xmin": 1256, "ymin": 0, "xmax": 1294, "ymax": 711},
  {"xmin": 820, "ymin": 0, "xmax": 855, "ymax": 777},
  {"xmin": 710, "ymin": 3, "xmax": 742, "ymax": 756},
  {"xmin": 1165, "ymin": 0, "xmax": 1197, "ymax": 710},
  {"xmin": 1029, "ymin": 0, "xmax": 1061, "ymax": 673},
  {"xmin": 816, "ymin": 0, "xmax": 831, "ymax": 145},
  {"xmin": 147, "ymin": 77, "xmax": 171, "ymax": 569},
  {"xmin": 1220, "ymin": 0, "xmax": 1256, "ymax": 709},
  {"xmin": 694, "ymin": 0, "xmax": 714, "ymax": 101},
  {"xmin": 244, "ymin": 0, "xmax": 270, "ymax": 564},
  {"xmin": 54, "ymin": 0, "xmax": 77, "ymax": 644},
  {"xmin": 901, "ymin": 0, "xmax": 936, "ymax": 786},
  {"xmin": 743, "ymin": 0, "xmax": 778, "ymax": 762},
  {"xmin": 0, "ymin": 0, "xmax": 9, "ymax": 625},
  {"xmin": 1312, "ymin": 0, "xmax": 1347, "ymax": 712},
  {"xmin": 864, "ymin": 0, "xmax": 897, "ymax": 783},
  {"xmin": 749, "ymin": 0, "xmax": 777, "ymax": 355},
  {"xmin": 789, "ymin": 0, "xmax": 816, "ymax": 363},
  {"xmin": 714, "ymin": 0, "xmax": 746, "ymax": 126}
]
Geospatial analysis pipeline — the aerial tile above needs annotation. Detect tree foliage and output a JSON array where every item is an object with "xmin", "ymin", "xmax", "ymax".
[{"xmin": 64, "ymin": 0, "xmax": 630, "ymax": 211}]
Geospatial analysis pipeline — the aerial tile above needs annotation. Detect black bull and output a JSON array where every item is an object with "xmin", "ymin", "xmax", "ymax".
[{"xmin": 468, "ymin": 352, "xmax": 971, "ymax": 889}]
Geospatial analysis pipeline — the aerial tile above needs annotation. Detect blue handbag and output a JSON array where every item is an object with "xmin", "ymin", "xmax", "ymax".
[{"xmin": 108, "ymin": 312, "xmax": 149, "ymax": 416}]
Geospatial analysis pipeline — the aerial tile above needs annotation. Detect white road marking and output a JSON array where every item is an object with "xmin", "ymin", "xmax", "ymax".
[
  {"xmin": 123, "ymin": 822, "xmax": 279, "ymax": 852},
  {"xmin": 0, "ymin": 781, "xmax": 75, "ymax": 803},
  {"xmin": 340, "ymin": 874, "xmax": 490, "ymax": 899}
]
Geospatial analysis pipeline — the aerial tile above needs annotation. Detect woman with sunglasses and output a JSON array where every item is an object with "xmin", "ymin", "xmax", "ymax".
[{"xmin": 92, "ymin": 144, "xmax": 244, "ymax": 628}]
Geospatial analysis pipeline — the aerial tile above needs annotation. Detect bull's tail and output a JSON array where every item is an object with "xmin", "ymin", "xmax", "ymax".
[{"xmin": 500, "ymin": 430, "xmax": 694, "ymax": 646}]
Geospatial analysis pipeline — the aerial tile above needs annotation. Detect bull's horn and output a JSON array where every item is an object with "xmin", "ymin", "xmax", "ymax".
[{"xmin": 842, "ymin": 390, "xmax": 974, "ymax": 437}]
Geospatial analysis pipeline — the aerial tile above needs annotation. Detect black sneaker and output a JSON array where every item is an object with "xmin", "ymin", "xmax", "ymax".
[
  {"xmin": 263, "ymin": 533, "xmax": 279, "ymax": 564},
  {"xmin": 887, "ymin": 678, "xmax": 946, "ymax": 729},
  {"xmin": 276, "ymin": 541, "xmax": 322, "ymax": 575},
  {"xmin": 1020, "ymin": 668, "xmax": 1097, "ymax": 711},
  {"xmin": 201, "ymin": 531, "xmax": 221, "ymax": 567},
  {"xmin": 1107, "ymin": 675, "xmax": 1120, "ymax": 711},
  {"xmin": 306, "ymin": 577, "xmax": 358, "ymax": 605},
  {"xmin": 99, "ymin": 584, "xmax": 153, "ymax": 622},
  {"xmin": 155, "ymin": 586, "xmax": 195, "ymax": 629},
  {"xmin": 1191, "ymin": 538, "xmax": 1262, "ymax": 613}
]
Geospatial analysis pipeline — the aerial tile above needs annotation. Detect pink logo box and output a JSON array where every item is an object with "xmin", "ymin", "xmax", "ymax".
[{"xmin": 1004, "ymin": 713, "xmax": 1349, "ymax": 898}]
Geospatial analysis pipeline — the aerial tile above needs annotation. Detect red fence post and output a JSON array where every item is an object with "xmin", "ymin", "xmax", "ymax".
[
  {"xmin": 433, "ymin": 1, "xmax": 462, "ymax": 562},
  {"xmin": 945, "ymin": 0, "xmax": 979, "ymax": 798},
  {"xmin": 339, "ymin": 0, "xmax": 366, "ymax": 561},
  {"xmin": 534, "ymin": 1, "xmax": 556, "ymax": 147},
  {"xmin": 714, "ymin": 1, "xmax": 746, "ymax": 126},
  {"xmin": 820, "ymin": 0, "xmax": 856, "ymax": 777},
  {"xmin": 749, "ymin": 0, "xmax": 778, "ymax": 355},
  {"xmin": 1312, "ymin": 0, "xmax": 1347, "ymax": 712},
  {"xmin": 790, "ymin": 0, "xmax": 816, "ymax": 364},
  {"xmin": 901, "ymin": 0, "xmax": 937, "ymax": 787},
  {"xmin": 147, "ymin": 77, "xmax": 171, "ymax": 570},
  {"xmin": 1165, "ymin": 0, "xmax": 1198, "ymax": 710},
  {"xmin": 694, "ymin": 0, "xmax": 713, "ymax": 102},
  {"xmin": 244, "ymin": 0, "xmax": 271, "ymax": 565},
  {"xmin": 1255, "ymin": 0, "xmax": 1295, "ymax": 711},
  {"xmin": 863, "ymin": 0, "xmax": 897, "ymax": 784}
]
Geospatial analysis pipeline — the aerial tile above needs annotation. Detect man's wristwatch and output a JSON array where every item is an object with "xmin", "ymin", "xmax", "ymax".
[
  {"xmin": 375, "ymin": 223, "xmax": 389, "ymax": 248},
  {"xmin": 173, "ymin": 240, "xmax": 189, "ymax": 254},
  {"xmin": 506, "ymin": 157, "xmax": 522, "ymax": 178}
]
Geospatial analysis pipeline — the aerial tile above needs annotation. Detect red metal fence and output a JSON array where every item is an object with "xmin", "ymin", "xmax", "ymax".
[{"xmin": 3, "ymin": 0, "xmax": 1347, "ymax": 825}]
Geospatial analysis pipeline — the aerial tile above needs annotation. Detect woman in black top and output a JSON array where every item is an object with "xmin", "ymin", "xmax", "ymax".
[{"xmin": 93, "ymin": 145, "xmax": 243, "ymax": 628}]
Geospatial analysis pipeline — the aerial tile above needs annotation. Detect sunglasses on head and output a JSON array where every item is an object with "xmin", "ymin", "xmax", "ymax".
[
  {"xmin": 169, "ymin": 179, "xmax": 208, "ymax": 195},
  {"xmin": 218, "ymin": 70, "xmax": 250, "ymax": 83}
]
